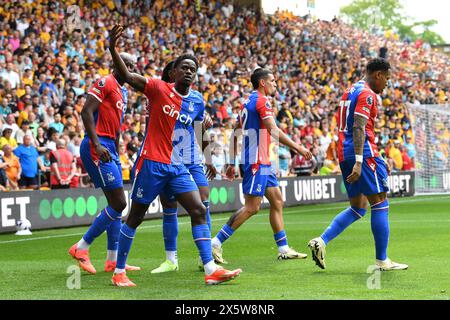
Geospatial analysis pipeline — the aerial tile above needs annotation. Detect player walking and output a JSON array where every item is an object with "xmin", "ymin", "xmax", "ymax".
[
  {"xmin": 108, "ymin": 25, "xmax": 241, "ymax": 286},
  {"xmin": 211, "ymin": 68, "xmax": 312, "ymax": 263},
  {"xmin": 308, "ymin": 58, "xmax": 408, "ymax": 271},
  {"xmin": 68, "ymin": 52, "xmax": 140, "ymax": 274}
]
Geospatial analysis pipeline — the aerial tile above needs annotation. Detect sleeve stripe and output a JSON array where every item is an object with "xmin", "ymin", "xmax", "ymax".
[
  {"xmin": 354, "ymin": 112, "xmax": 369, "ymax": 120},
  {"xmin": 88, "ymin": 92, "xmax": 103, "ymax": 103},
  {"xmin": 261, "ymin": 115, "xmax": 273, "ymax": 120}
]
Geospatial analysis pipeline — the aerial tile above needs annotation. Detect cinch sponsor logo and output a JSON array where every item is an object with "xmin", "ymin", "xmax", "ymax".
[{"xmin": 163, "ymin": 105, "xmax": 193, "ymax": 125}]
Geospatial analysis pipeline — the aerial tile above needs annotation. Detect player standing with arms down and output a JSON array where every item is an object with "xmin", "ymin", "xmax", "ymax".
[
  {"xmin": 211, "ymin": 68, "xmax": 312, "ymax": 263},
  {"xmin": 68, "ymin": 53, "xmax": 140, "ymax": 274},
  {"xmin": 108, "ymin": 25, "xmax": 241, "ymax": 286},
  {"xmin": 308, "ymin": 58, "xmax": 408, "ymax": 271}
]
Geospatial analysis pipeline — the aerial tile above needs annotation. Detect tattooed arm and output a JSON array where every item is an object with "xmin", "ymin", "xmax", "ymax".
[{"xmin": 346, "ymin": 114, "xmax": 367, "ymax": 183}]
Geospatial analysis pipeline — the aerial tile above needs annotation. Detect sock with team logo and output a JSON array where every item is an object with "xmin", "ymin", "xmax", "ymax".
[
  {"xmin": 115, "ymin": 223, "xmax": 136, "ymax": 272},
  {"xmin": 370, "ymin": 199, "xmax": 390, "ymax": 260},
  {"xmin": 192, "ymin": 224, "xmax": 214, "ymax": 265},
  {"xmin": 203, "ymin": 200, "xmax": 212, "ymax": 231},
  {"xmin": 321, "ymin": 206, "xmax": 367, "ymax": 245},
  {"xmin": 163, "ymin": 207, "xmax": 178, "ymax": 264},
  {"xmin": 81, "ymin": 206, "xmax": 122, "ymax": 248}
]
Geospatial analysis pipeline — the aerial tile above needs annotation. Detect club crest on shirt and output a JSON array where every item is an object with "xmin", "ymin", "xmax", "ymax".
[
  {"xmin": 265, "ymin": 101, "xmax": 272, "ymax": 110},
  {"xmin": 366, "ymin": 95, "xmax": 373, "ymax": 106},
  {"xmin": 98, "ymin": 78, "xmax": 106, "ymax": 87},
  {"xmin": 188, "ymin": 101, "xmax": 195, "ymax": 112},
  {"xmin": 170, "ymin": 92, "xmax": 175, "ymax": 98}
]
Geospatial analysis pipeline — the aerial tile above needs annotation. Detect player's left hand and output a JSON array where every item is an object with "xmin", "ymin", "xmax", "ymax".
[
  {"xmin": 295, "ymin": 145, "xmax": 313, "ymax": 160},
  {"xmin": 347, "ymin": 162, "xmax": 362, "ymax": 184},
  {"xmin": 205, "ymin": 163, "xmax": 217, "ymax": 181},
  {"xmin": 109, "ymin": 25, "xmax": 124, "ymax": 49}
]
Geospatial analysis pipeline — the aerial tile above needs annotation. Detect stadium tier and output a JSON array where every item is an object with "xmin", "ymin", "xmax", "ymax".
[{"xmin": 0, "ymin": 0, "xmax": 448, "ymax": 193}]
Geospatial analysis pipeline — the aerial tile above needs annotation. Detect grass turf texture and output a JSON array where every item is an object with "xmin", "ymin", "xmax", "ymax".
[{"xmin": 0, "ymin": 195, "xmax": 449, "ymax": 300}]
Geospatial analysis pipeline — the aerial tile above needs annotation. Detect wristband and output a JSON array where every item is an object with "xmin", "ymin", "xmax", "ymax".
[{"xmin": 355, "ymin": 155, "xmax": 363, "ymax": 163}]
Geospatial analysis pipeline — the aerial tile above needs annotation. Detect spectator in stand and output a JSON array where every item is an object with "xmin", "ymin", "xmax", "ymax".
[
  {"xmin": 49, "ymin": 113, "xmax": 64, "ymax": 135},
  {"xmin": 1, "ymin": 144, "xmax": 21, "ymax": 191},
  {"xmin": 0, "ymin": 153, "xmax": 9, "ymax": 191},
  {"xmin": 319, "ymin": 159, "xmax": 341, "ymax": 176},
  {"xmin": 16, "ymin": 120, "xmax": 35, "ymax": 145},
  {"xmin": 291, "ymin": 151, "xmax": 317, "ymax": 176},
  {"xmin": 401, "ymin": 146, "xmax": 414, "ymax": 171},
  {"xmin": 14, "ymin": 134, "xmax": 39, "ymax": 189},
  {"xmin": 49, "ymin": 139, "xmax": 76, "ymax": 189},
  {"xmin": 119, "ymin": 143, "xmax": 133, "ymax": 184},
  {"xmin": 38, "ymin": 149, "xmax": 51, "ymax": 188},
  {"xmin": 0, "ymin": 128, "xmax": 18, "ymax": 150},
  {"xmin": 389, "ymin": 140, "xmax": 403, "ymax": 171},
  {"xmin": 1, "ymin": 114, "xmax": 20, "ymax": 138}
]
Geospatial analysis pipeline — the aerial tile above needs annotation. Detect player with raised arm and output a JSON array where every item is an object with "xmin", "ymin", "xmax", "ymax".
[
  {"xmin": 108, "ymin": 25, "xmax": 241, "ymax": 286},
  {"xmin": 211, "ymin": 68, "xmax": 312, "ymax": 263},
  {"xmin": 151, "ymin": 61, "xmax": 216, "ymax": 274},
  {"xmin": 308, "ymin": 58, "xmax": 408, "ymax": 271},
  {"xmin": 68, "ymin": 52, "xmax": 140, "ymax": 274}
]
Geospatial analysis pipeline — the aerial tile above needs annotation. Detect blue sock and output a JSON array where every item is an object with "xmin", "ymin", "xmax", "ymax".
[
  {"xmin": 163, "ymin": 207, "xmax": 178, "ymax": 252},
  {"xmin": 116, "ymin": 223, "xmax": 136, "ymax": 270},
  {"xmin": 274, "ymin": 230, "xmax": 288, "ymax": 247},
  {"xmin": 216, "ymin": 224, "xmax": 235, "ymax": 245},
  {"xmin": 203, "ymin": 201, "xmax": 212, "ymax": 232},
  {"xmin": 83, "ymin": 206, "xmax": 122, "ymax": 244},
  {"xmin": 192, "ymin": 224, "xmax": 213, "ymax": 265},
  {"xmin": 106, "ymin": 218, "xmax": 121, "ymax": 251},
  {"xmin": 371, "ymin": 199, "xmax": 390, "ymax": 261},
  {"xmin": 321, "ymin": 206, "xmax": 367, "ymax": 245}
]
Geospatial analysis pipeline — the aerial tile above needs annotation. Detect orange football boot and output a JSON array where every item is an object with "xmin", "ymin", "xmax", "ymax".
[
  {"xmin": 111, "ymin": 273, "xmax": 136, "ymax": 287},
  {"xmin": 68, "ymin": 243, "xmax": 96, "ymax": 274},
  {"xmin": 205, "ymin": 267, "xmax": 242, "ymax": 285}
]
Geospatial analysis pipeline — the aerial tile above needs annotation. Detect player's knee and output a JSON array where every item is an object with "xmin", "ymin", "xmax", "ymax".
[
  {"xmin": 246, "ymin": 204, "xmax": 260, "ymax": 216},
  {"xmin": 112, "ymin": 198, "xmax": 127, "ymax": 213},
  {"xmin": 189, "ymin": 204, "xmax": 207, "ymax": 223},
  {"xmin": 350, "ymin": 206, "xmax": 367, "ymax": 219},
  {"xmin": 126, "ymin": 211, "xmax": 145, "ymax": 229}
]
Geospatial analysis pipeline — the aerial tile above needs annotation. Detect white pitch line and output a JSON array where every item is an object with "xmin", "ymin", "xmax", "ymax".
[{"xmin": 0, "ymin": 195, "xmax": 449, "ymax": 244}]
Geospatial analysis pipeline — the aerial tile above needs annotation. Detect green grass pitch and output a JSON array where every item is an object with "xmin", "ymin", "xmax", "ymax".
[{"xmin": 0, "ymin": 195, "xmax": 449, "ymax": 300}]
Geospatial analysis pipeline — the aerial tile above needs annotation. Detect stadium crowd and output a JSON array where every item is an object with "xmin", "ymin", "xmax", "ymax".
[{"xmin": 0, "ymin": 0, "xmax": 449, "ymax": 190}]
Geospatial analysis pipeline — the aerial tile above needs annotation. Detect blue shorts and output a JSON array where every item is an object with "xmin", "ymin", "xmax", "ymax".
[
  {"xmin": 340, "ymin": 157, "xmax": 390, "ymax": 198},
  {"xmin": 80, "ymin": 136, "xmax": 123, "ymax": 190},
  {"xmin": 163, "ymin": 163, "xmax": 209, "ymax": 202},
  {"xmin": 242, "ymin": 164, "xmax": 279, "ymax": 197},
  {"xmin": 131, "ymin": 158, "xmax": 198, "ymax": 205}
]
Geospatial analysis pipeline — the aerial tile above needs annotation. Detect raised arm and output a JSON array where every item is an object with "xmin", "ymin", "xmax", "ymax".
[
  {"xmin": 262, "ymin": 116, "xmax": 312, "ymax": 159},
  {"xmin": 108, "ymin": 25, "xmax": 146, "ymax": 92}
]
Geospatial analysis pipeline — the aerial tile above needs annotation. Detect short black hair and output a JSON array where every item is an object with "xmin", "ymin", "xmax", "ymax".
[
  {"xmin": 250, "ymin": 68, "xmax": 272, "ymax": 89},
  {"xmin": 366, "ymin": 58, "xmax": 391, "ymax": 74},
  {"xmin": 161, "ymin": 61, "xmax": 175, "ymax": 83},
  {"xmin": 174, "ymin": 54, "xmax": 198, "ymax": 70}
]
